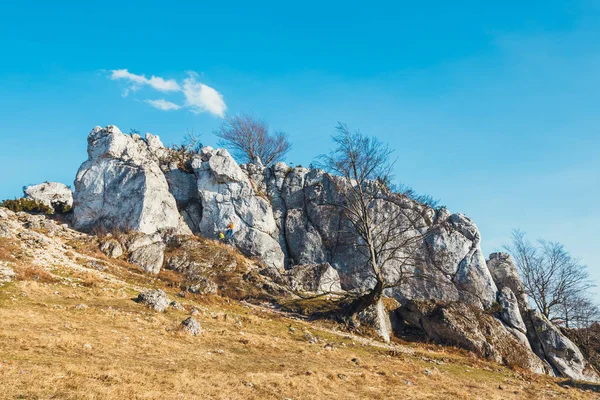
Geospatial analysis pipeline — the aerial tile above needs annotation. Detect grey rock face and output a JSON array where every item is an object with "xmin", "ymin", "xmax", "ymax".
[
  {"xmin": 497, "ymin": 287, "xmax": 527, "ymax": 334},
  {"xmin": 397, "ymin": 301, "xmax": 548, "ymax": 374},
  {"xmin": 525, "ymin": 310, "xmax": 600, "ymax": 382},
  {"xmin": 181, "ymin": 317, "xmax": 202, "ymax": 336},
  {"xmin": 487, "ymin": 253, "xmax": 599, "ymax": 382},
  {"xmin": 286, "ymin": 263, "xmax": 343, "ymax": 294},
  {"xmin": 487, "ymin": 252, "xmax": 528, "ymax": 309},
  {"xmin": 24, "ymin": 182, "xmax": 73, "ymax": 213},
  {"xmin": 73, "ymin": 126, "xmax": 190, "ymax": 235},
  {"xmin": 137, "ymin": 289, "xmax": 170, "ymax": 312},
  {"xmin": 191, "ymin": 147, "xmax": 284, "ymax": 269}
]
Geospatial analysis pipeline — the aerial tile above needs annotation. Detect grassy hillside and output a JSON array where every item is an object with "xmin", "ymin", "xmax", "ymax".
[{"xmin": 0, "ymin": 212, "xmax": 598, "ymax": 399}]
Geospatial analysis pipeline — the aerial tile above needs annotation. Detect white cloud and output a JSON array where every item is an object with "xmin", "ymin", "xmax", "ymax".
[
  {"xmin": 109, "ymin": 69, "xmax": 226, "ymax": 117},
  {"xmin": 182, "ymin": 73, "xmax": 227, "ymax": 117},
  {"xmin": 110, "ymin": 69, "xmax": 180, "ymax": 92},
  {"xmin": 144, "ymin": 99, "xmax": 182, "ymax": 111}
]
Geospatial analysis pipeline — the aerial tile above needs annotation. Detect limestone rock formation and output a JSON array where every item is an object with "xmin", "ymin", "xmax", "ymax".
[
  {"xmin": 24, "ymin": 182, "xmax": 73, "ymax": 213},
  {"xmin": 72, "ymin": 126, "xmax": 190, "ymax": 235},
  {"xmin": 99, "ymin": 237, "xmax": 123, "ymax": 258},
  {"xmin": 65, "ymin": 126, "xmax": 598, "ymax": 382},
  {"xmin": 488, "ymin": 252, "xmax": 600, "ymax": 382},
  {"xmin": 526, "ymin": 311, "xmax": 599, "ymax": 382},
  {"xmin": 397, "ymin": 301, "xmax": 548, "ymax": 374}
]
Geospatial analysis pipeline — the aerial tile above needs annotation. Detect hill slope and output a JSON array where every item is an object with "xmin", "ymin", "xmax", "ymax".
[{"xmin": 0, "ymin": 211, "xmax": 599, "ymax": 399}]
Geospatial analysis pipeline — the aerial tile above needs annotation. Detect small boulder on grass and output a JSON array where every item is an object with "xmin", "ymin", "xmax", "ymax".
[
  {"xmin": 181, "ymin": 317, "xmax": 202, "ymax": 336},
  {"xmin": 136, "ymin": 289, "xmax": 170, "ymax": 312},
  {"xmin": 100, "ymin": 238, "xmax": 123, "ymax": 258}
]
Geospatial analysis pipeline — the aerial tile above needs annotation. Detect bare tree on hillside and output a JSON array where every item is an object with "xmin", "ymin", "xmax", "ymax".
[
  {"xmin": 213, "ymin": 113, "xmax": 291, "ymax": 166},
  {"xmin": 506, "ymin": 229, "xmax": 596, "ymax": 327},
  {"xmin": 317, "ymin": 123, "xmax": 434, "ymax": 323}
]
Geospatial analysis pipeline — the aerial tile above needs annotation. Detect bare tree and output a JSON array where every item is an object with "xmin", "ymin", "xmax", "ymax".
[
  {"xmin": 213, "ymin": 113, "xmax": 291, "ymax": 166},
  {"xmin": 506, "ymin": 229, "xmax": 596, "ymax": 326},
  {"xmin": 318, "ymin": 123, "xmax": 433, "ymax": 322}
]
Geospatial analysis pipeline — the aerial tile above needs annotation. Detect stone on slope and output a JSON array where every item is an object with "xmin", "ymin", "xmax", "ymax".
[
  {"xmin": 124, "ymin": 233, "xmax": 165, "ymax": 274},
  {"xmin": 24, "ymin": 182, "xmax": 73, "ymax": 213},
  {"xmin": 136, "ymin": 289, "xmax": 170, "ymax": 312},
  {"xmin": 181, "ymin": 317, "xmax": 202, "ymax": 336},
  {"xmin": 73, "ymin": 126, "xmax": 190, "ymax": 235},
  {"xmin": 287, "ymin": 263, "xmax": 343, "ymax": 294},
  {"xmin": 397, "ymin": 301, "xmax": 548, "ymax": 374},
  {"xmin": 99, "ymin": 238, "xmax": 123, "ymax": 258}
]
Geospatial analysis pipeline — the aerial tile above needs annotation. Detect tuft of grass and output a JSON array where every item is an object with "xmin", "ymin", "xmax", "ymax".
[{"xmin": 15, "ymin": 266, "xmax": 58, "ymax": 283}]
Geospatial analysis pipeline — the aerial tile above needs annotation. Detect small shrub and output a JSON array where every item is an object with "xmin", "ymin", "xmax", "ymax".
[
  {"xmin": 1, "ymin": 198, "xmax": 53, "ymax": 214},
  {"xmin": 16, "ymin": 266, "xmax": 58, "ymax": 283},
  {"xmin": 485, "ymin": 301, "xmax": 503, "ymax": 315}
]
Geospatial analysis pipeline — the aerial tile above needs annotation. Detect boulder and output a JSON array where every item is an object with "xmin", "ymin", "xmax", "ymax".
[
  {"xmin": 23, "ymin": 182, "xmax": 73, "ymax": 213},
  {"xmin": 0, "ymin": 221, "xmax": 13, "ymax": 238},
  {"xmin": 287, "ymin": 263, "xmax": 343, "ymax": 294},
  {"xmin": 72, "ymin": 126, "xmax": 191, "ymax": 235},
  {"xmin": 99, "ymin": 238, "xmax": 123, "ymax": 258},
  {"xmin": 185, "ymin": 278, "xmax": 218, "ymax": 295},
  {"xmin": 181, "ymin": 317, "xmax": 202, "ymax": 336},
  {"xmin": 124, "ymin": 233, "xmax": 165, "ymax": 274},
  {"xmin": 136, "ymin": 289, "xmax": 170, "ymax": 312},
  {"xmin": 0, "ymin": 262, "xmax": 15, "ymax": 285}
]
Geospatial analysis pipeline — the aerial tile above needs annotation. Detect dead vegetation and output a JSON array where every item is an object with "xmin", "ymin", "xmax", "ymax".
[{"xmin": 0, "ymin": 215, "xmax": 599, "ymax": 399}]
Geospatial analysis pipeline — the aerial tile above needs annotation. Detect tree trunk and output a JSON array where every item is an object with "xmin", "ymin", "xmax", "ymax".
[{"xmin": 347, "ymin": 278, "xmax": 384, "ymax": 325}]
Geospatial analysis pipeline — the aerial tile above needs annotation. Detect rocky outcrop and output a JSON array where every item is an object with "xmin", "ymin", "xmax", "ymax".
[
  {"xmin": 190, "ymin": 147, "xmax": 284, "ymax": 269},
  {"xmin": 66, "ymin": 126, "xmax": 597, "ymax": 382},
  {"xmin": 24, "ymin": 182, "xmax": 73, "ymax": 213},
  {"xmin": 488, "ymin": 252, "xmax": 600, "ymax": 382},
  {"xmin": 524, "ymin": 310, "xmax": 599, "ymax": 382},
  {"xmin": 72, "ymin": 126, "xmax": 190, "ymax": 235},
  {"xmin": 397, "ymin": 301, "xmax": 549, "ymax": 374}
]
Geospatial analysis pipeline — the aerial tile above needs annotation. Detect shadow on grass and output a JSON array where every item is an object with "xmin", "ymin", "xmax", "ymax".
[{"xmin": 558, "ymin": 379, "xmax": 600, "ymax": 393}]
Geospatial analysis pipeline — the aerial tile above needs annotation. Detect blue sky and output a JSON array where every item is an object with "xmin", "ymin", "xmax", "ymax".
[{"xmin": 0, "ymin": 1, "xmax": 598, "ymax": 302}]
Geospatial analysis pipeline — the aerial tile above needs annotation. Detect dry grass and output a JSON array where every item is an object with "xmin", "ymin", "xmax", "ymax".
[
  {"xmin": 0, "ymin": 229, "xmax": 598, "ymax": 399},
  {"xmin": 1, "ymin": 276, "xmax": 598, "ymax": 400}
]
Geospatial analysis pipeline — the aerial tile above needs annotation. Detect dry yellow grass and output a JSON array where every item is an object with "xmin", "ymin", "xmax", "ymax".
[
  {"xmin": 0, "ymin": 230, "xmax": 599, "ymax": 399},
  {"xmin": 1, "ymin": 276, "xmax": 599, "ymax": 400}
]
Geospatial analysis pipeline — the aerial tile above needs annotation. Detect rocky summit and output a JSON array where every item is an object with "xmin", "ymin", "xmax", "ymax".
[{"xmin": 7, "ymin": 125, "xmax": 600, "ymax": 386}]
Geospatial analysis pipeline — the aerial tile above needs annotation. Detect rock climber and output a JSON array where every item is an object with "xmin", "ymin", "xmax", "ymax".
[
  {"xmin": 218, "ymin": 231, "xmax": 225, "ymax": 241},
  {"xmin": 225, "ymin": 221, "xmax": 235, "ymax": 240}
]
